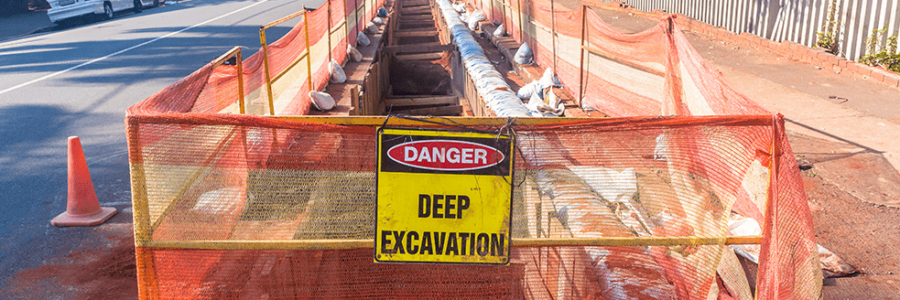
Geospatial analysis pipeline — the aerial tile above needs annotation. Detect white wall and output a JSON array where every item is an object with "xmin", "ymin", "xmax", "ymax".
[{"xmin": 607, "ymin": 0, "xmax": 900, "ymax": 61}]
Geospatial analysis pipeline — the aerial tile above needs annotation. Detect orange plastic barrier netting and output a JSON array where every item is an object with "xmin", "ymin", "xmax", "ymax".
[
  {"xmin": 461, "ymin": 0, "xmax": 821, "ymax": 297},
  {"xmin": 125, "ymin": 113, "xmax": 817, "ymax": 299},
  {"xmin": 127, "ymin": 0, "xmax": 820, "ymax": 298},
  {"xmin": 129, "ymin": 0, "xmax": 385, "ymax": 118}
]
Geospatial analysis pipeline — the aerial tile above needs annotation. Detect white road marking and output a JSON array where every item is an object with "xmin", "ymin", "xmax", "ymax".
[{"xmin": 0, "ymin": 0, "xmax": 269, "ymax": 96}]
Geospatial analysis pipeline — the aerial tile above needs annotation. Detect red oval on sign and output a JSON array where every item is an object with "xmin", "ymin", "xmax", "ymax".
[{"xmin": 387, "ymin": 140, "xmax": 505, "ymax": 171}]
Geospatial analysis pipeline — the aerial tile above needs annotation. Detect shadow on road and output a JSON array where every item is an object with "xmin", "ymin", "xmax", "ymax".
[{"xmin": 0, "ymin": 104, "xmax": 133, "ymax": 292}]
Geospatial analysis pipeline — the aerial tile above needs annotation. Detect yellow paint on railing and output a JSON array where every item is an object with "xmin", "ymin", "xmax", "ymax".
[{"xmin": 142, "ymin": 236, "xmax": 763, "ymax": 250}]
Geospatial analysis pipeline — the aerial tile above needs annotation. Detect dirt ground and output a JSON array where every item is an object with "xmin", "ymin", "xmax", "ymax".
[
  {"xmin": 790, "ymin": 133, "xmax": 900, "ymax": 299},
  {"xmin": 389, "ymin": 56, "xmax": 452, "ymax": 95},
  {"xmin": 0, "ymin": 223, "xmax": 139, "ymax": 300}
]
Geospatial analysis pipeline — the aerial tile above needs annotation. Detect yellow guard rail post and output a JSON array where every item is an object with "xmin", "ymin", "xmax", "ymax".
[
  {"xmin": 210, "ymin": 46, "xmax": 246, "ymax": 114},
  {"xmin": 259, "ymin": 10, "xmax": 311, "ymax": 116}
]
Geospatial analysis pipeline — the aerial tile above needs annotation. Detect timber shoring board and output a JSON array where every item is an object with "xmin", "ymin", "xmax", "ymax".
[
  {"xmin": 401, "ymin": 14, "xmax": 435, "ymax": 21},
  {"xmin": 394, "ymin": 52, "xmax": 444, "ymax": 61},
  {"xmin": 394, "ymin": 30, "xmax": 439, "ymax": 37},
  {"xmin": 399, "ymin": 20, "xmax": 436, "ymax": 27},
  {"xmin": 384, "ymin": 43, "xmax": 454, "ymax": 54},
  {"xmin": 385, "ymin": 96, "xmax": 459, "ymax": 107},
  {"xmin": 397, "ymin": 105, "xmax": 463, "ymax": 116}
]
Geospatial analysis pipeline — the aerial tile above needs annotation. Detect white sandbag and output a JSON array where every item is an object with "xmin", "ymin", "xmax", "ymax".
[
  {"xmin": 460, "ymin": 12, "xmax": 469, "ymax": 23},
  {"xmin": 514, "ymin": 42, "xmax": 533, "ymax": 64},
  {"xmin": 357, "ymin": 32, "xmax": 370, "ymax": 47},
  {"xmin": 581, "ymin": 101, "xmax": 596, "ymax": 111},
  {"xmin": 193, "ymin": 187, "xmax": 243, "ymax": 215},
  {"xmin": 546, "ymin": 89, "xmax": 565, "ymax": 116},
  {"xmin": 539, "ymin": 68, "xmax": 561, "ymax": 89},
  {"xmin": 493, "ymin": 24, "xmax": 506, "ymax": 37},
  {"xmin": 525, "ymin": 92, "xmax": 562, "ymax": 116},
  {"xmin": 727, "ymin": 217, "xmax": 763, "ymax": 264},
  {"xmin": 372, "ymin": 17, "xmax": 385, "ymax": 25},
  {"xmin": 467, "ymin": 9, "xmax": 485, "ymax": 30},
  {"xmin": 310, "ymin": 91, "xmax": 335, "ymax": 111},
  {"xmin": 570, "ymin": 166, "xmax": 649, "ymax": 234},
  {"xmin": 366, "ymin": 22, "xmax": 379, "ymax": 34},
  {"xmin": 328, "ymin": 59, "xmax": 346, "ymax": 83},
  {"xmin": 516, "ymin": 80, "xmax": 539, "ymax": 99},
  {"xmin": 453, "ymin": 2, "xmax": 465, "ymax": 13},
  {"xmin": 819, "ymin": 244, "xmax": 858, "ymax": 277},
  {"xmin": 347, "ymin": 45, "xmax": 363, "ymax": 62},
  {"xmin": 654, "ymin": 134, "xmax": 668, "ymax": 161}
]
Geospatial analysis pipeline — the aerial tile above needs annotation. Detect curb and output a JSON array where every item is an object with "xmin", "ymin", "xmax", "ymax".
[
  {"xmin": 601, "ymin": 2, "xmax": 900, "ymax": 91},
  {"xmin": 0, "ymin": 24, "xmax": 57, "ymax": 43},
  {"xmin": 670, "ymin": 13, "xmax": 900, "ymax": 90}
]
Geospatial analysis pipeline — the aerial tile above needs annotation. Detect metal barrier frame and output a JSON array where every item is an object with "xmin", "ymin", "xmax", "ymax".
[
  {"xmin": 211, "ymin": 46, "xmax": 246, "ymax": 114},
  {"xmin": 260, "ymin": 10, "xmax": 311, "ymax": 116},
  {"xmin": 130, "ymin": 115, "xmax": 775, "ymax": 251}
]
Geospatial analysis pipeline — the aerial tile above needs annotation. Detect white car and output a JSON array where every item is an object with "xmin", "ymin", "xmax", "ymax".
[{"xmin": 47, "ymin": 0, "xmax": 164, "ymax": 23}]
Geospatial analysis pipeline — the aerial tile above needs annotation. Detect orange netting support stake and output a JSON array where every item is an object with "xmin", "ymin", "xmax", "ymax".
[
  {"xmin": 664, "ymin": 15, "xmax": 684, "ymax": 116},
  {"xmin": 304, "ymin": 11, "xmax": 313, "ymax": 94},
  {"xmin": 327, "ymin": 0, "xmax": 333, "ymax": 63}
]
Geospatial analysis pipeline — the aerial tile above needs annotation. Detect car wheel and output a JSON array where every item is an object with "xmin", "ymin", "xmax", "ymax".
[
  {"xmin": 153, "ymin": 0, "xmax": 159, "ymax": 7},
  {"xmin": 102, "ymin": 2, "xmax": 114, "ymax": 20},
  {"xmin": 134, "ymin": 0, "xmax": 142, "ymax": 12}
]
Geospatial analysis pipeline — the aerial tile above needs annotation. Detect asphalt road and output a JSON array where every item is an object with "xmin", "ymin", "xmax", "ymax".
[{"xmin": 0, "ymin": 0, "xmax": 322, "ymax": 290}]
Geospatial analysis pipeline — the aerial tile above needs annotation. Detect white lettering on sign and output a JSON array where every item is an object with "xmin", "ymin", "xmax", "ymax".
[
  {"xmin": 404, "ymin": 147, "xmax": 488, "ymax": 164},
  {"xmin": 386, "ymin": 140, "xmax": 505, "ymax": 171}
]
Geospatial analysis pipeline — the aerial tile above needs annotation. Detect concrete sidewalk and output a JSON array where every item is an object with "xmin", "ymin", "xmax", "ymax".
[
  {"xmin": 596, "ymin": 8, "xmax": 900, "ymax": 208},
  {"xmin": 0, "ymin": 10, "xmax": 55, "ymax": 42}
]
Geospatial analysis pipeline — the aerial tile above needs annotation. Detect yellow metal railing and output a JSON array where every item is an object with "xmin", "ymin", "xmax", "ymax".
[
  {"xmin": 144, "ymin": 236, "xmax": 763, "ymax": 251},
  {"xmin": 259, "ymin": 10, "xmax": 310, "ymax": 116},
  {"xmin": 133, "ymin": 115, "xmax": 776, "ymax": 249},
  {"xmin": 210, "ymin": 46, "xmax": 246, "ymax": 114}
]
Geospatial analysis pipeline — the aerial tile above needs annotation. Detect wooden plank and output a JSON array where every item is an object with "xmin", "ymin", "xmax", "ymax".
[
  {"xmin": 385, "ymin": 96, "xmax": 459, "ymax": 107},
  {"xmin": 401, "ymin": 1, "xmax": 429, "ymax": 8},
  {"xmin": 395, "ymin": 26, "xmax": 437, "ymax": 31},
  {"xmin": 384, "ymin": 43, "xmax": 454, "ymax": 54},
  {"xmin": 402, "ymin": 14, "xmax": 435, "ymax": 21},
  {"xmin": 400, "ymin": 105, "xmax": 463, "ymax": 116},
  {"xmin": 400, "ymin": 20, "xmax": 435, "ymax": 27},
  {"xmin": 394, "ymin": 41, "xmax": 442, "ymax": 47},
  {"xmin": 350, "ymin": 85, "xmax": 360, "ymax": 116},
  {"xmin": 402, "ymin": 3, "xmax": 430, "ymax": 9},
  {"xmin": 394, "ymin": 52, "xmax": 444, "ymax": 61},
  {"xmin": 401, "ymin": 7, "xmax": 431, "ymax": 14},
  {"xmin": 394, "ymin": 30, "xmax": 439, "ymax": 37}
]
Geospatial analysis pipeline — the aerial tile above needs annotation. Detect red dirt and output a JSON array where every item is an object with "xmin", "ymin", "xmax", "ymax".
[
  {"xmin": 2, "ymin": 228, "xmax": 138, "ymax": 300},
  {"xmin": 789, "ymin": 132, "xmax": 900, "ymax": 299}
]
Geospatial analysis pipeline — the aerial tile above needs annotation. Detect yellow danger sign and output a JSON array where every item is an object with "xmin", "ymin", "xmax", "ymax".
[{"xmin": 375, "ymin": 128, "xmax": 514, "ymax": 265}]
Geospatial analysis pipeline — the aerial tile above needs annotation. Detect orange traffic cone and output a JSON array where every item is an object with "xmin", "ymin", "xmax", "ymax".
[{"xmin": 51, "ymin": 136, "xmax": 117, "ymax": 227}]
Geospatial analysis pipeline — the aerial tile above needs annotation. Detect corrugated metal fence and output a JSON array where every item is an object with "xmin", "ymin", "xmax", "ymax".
[{"xmin": 606, "ymin": 0, "xmax": 900, "ymax": 61}]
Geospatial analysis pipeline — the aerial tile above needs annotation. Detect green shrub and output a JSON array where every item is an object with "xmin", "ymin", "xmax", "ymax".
[
  {"xmin": 860, "ymin": 27, "xmax": 900, "ymax": 73},
  {"xmin": 815, "ymin": 0, "xmax": 840, "ymax": 53}
]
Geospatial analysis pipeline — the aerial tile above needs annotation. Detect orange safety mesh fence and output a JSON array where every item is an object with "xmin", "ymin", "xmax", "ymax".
[
  {"xmin": 127, "ymin": 0, "xmax": 820, "ymax": 298},
  {"xmin": 125, "ymin": 112, "xmax": 814, "ymax": 299},
  {"xmin": 130, "ymin": 0, "xmax": 385, "ymax": 119},
  {"xmin": 462, "ymin": 0, "xmax": 821, "ymax": 298}
]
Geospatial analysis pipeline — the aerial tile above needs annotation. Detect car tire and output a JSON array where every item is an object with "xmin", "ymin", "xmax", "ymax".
[
  {"xmin": 153, "ymin": 0, "xmax": 159, "ymax": 7},
  {"xmin": 134, "ymin": 0, "xmax": 142, "ymax": 13},
  {"xmin": 102, "ymin": 2, "xmax": 114, "ymax": 20}
]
